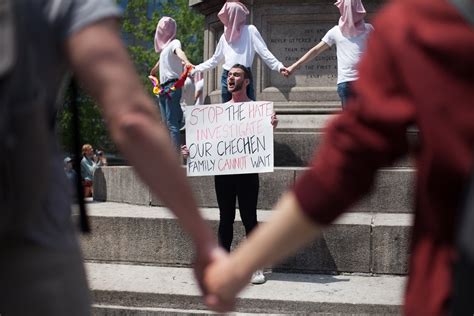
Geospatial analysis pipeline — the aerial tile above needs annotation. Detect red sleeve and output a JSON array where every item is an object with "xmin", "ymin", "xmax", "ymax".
[{"xmin": 293, "ymin": 19, "xmax": 416, "ymax": 225}]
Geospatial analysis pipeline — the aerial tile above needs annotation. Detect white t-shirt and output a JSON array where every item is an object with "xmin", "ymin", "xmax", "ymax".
[
  {"xmin": 322, "ymin": 23, "xmax": 374, "ymax": 84},
  {"xmin": 195, "ymin": 25, "xmax": 284, "ymax": 72},
  {"xmin": 159, "ymin": 39, "xmax": 183, "ymax": 84}
]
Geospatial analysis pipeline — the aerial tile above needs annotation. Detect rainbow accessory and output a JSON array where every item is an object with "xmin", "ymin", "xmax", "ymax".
[
  {"xmin": 148, "ymin": 65, "xmax": 192, "ymax": 99},
  {"xmin": 148, "ymin": 75, "xmax": 161, "ymax": 95}
]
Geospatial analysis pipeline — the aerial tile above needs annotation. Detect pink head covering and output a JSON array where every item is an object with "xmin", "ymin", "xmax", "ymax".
[
  {"xmin": 218, "ymin": 1, "xmax": 249, "ymax": 44},
  {"xmin": 154, "ymin": 17, "xmax": 177, "ymax": 53},
  {"xmin": 335, "ymin": 0, "xmax": 367, "ymax": 37}
]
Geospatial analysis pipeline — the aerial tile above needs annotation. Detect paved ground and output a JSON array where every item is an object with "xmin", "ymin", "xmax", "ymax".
[{"xmin": 87, "ymin": 262, "xmax": 406, "ymax": 315}]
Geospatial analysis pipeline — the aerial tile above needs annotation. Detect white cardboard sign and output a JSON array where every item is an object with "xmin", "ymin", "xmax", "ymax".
[{"xmin": 185, "ymin": 101, "xmax": 274, "ymax": 177}]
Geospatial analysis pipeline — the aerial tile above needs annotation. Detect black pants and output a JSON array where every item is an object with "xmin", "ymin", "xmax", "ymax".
[{"xmin": 215, "ymin": 173, "xmax": 259, "ymax": 252}]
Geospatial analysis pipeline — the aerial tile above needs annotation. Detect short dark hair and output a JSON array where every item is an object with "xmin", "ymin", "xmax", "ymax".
[{"xmin": 230, "ymin": 64, "xmax": 252, "ymax": 80}]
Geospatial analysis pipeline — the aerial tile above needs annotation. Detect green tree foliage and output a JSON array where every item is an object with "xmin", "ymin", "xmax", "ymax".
[
  {"xmin": 161, "ymin": 0, "xmax": 205, "ymax": 65},
  {"xmin": 57, "ymin": 0, "xmax": 204, "ymax": 155},
  {"xmin": 57, "ymin": 86, "xmax": 114, "ymax": 155},
  {"xmin": 122, "ymin": 0, "xmax": 205, "ymax": 76},
  {"xmin": 121, "ymin": 0, "xmax": 158, "ymax": 76}
]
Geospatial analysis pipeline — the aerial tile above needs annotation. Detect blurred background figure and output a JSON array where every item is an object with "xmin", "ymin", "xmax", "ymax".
[
  {"xmin": 64, "ymin": 157, "xmax": 77, "ymax": 184},
  {"xmin": 64, "ymin": 157, "xmax": 77, "ymax": 198},
  {"xmin": 80, "ymin": 144, "xmax": 98, "ymax": 198},
  {"xmin": 95, "ymin": 149, "xmax": 107, "ymax": 167}
]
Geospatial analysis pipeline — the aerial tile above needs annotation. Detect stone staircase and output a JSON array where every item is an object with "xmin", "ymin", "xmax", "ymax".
[{"xmin": 81, "ymin": 115, "xmax": 414, "ymax": 315}]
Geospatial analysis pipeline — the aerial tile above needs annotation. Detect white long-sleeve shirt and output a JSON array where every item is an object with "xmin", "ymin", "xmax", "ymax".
[{"xmin": 195, "ymin": 25, "xmax": 284, "ymax": 72}]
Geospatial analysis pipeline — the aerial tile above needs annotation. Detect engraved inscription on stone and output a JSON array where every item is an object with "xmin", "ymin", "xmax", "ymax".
[{"xmin": 268, "ymin": 22, "xmax": 338, "ymax": 87}]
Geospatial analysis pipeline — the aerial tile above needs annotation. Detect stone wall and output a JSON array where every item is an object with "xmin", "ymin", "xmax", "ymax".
[{"xmin": 190, "ymin": 0, "xmax": 384, "ymax": 113}]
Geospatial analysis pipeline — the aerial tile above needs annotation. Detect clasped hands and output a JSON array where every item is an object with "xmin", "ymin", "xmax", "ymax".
[
  {"xmin": 185, "ymin": 62, "xmax": 295, "ymax": 78},
  {"xmin": 280, "ymin": 64, "xmax": 298, "ymax": 77},
  {"xmin": 197, "ymin": 247, "xmax": 251, "ymax": 313}
]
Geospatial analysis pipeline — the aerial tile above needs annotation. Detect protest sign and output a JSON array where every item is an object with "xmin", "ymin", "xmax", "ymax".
[{"xmin": 185, "ymin": 101, "xmax": 274, "ymax": 177}]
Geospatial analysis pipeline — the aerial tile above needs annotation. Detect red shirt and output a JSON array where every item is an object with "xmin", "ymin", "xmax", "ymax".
[{"xmin": 293, "ymin": 0, "xmax": 474, "ymax": 315}]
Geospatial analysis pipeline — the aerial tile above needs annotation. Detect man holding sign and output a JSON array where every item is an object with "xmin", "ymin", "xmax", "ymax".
[{"xmin": 182, "ymin": 64, "xmax": 278, "ymax": 284}]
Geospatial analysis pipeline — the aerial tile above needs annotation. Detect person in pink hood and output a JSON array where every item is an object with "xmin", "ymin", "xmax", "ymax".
[
  {"xmin": 150, "ymin": 17, "xmax": 193, "ymax": 149},
  {"xmin": 193, "ymin": 0, "xmax": 287, "ymax": 103},
  {"xmin": 286, "ymin": 0, "xmax": 373, "ymax": 108}
]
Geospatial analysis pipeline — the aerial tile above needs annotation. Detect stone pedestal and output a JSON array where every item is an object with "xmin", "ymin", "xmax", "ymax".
[{"xmin": 190, "ymin": 0, "xmax": 384, "ymax": 120}]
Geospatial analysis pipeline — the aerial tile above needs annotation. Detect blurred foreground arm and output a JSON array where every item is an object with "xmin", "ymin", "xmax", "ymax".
[
  {"xmin": 205, "ymin": 192, "xmax": 322, "ymax": 311},
  {"xmin": 66, "ymin": 18, "xmax": 219, "ymax": 287}
]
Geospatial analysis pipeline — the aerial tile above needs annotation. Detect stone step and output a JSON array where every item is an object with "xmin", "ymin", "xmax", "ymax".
[
  {"xmin": 79, "ymin": 203, "xmax": 412, "ymax": 275},
  {"xmin": 93, "ymin": 304, "xmax": 284, "ymax": 315},
  {"xmin": 87, "ymin": 262, "xmax": 405, "ymax": 315},
  {"xmin": 113, "ymin": 130, "xmax": 414, "ymax": 168},
  {"xmin": 94, "ymin": 166, "xmax": 415, "ymax": 213},
  {"xmin": 108, "ymin": 111, "xmax": 417, "ymax": 168},
  {"xmin": 272, "ymin": 111, "xmax": 334, "ymax": 132},
  {"xmin": 108, "ymin": 112, "xmax": 416, "ymax": 168},
  {"xmin": 274, "ymin": 110, "xmax": 415, "ymax": 167},
  {"xmin": 180, "ymin": 114, "xmax": 415, "ymax": 167},
  {"xmin": 180, "ymin": 110, "xmax": 415, "ymax": 167},
  {"xmin": 273, "ymin": 131, "xmax": 414, "ymax": 167}
]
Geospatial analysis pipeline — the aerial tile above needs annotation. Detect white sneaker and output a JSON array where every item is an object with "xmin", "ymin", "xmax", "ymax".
[{"xmin": 250, "ymin": 270, "xmax": 266, "ymax": 284}]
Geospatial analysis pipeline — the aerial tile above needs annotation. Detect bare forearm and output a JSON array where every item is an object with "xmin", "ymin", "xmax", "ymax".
[
  {"xmin": 231, "ymin": 192, "xmax": 321, "ymax": 277},
  {"xmin": 150, "ymin": 60, "xmax": 159, "ymax": 76},
  {"xmin": 175, "ymin": 48, "xmax": 190, "ymax": 65},
  {"xmin": 292, "ymin": 41, "xmax": 329, "ymax": 70}
]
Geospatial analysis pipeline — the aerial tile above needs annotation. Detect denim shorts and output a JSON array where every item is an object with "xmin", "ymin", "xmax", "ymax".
[{"xmin": 337, "ymin": 81, "xmax": 356, "ymax": 109}]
